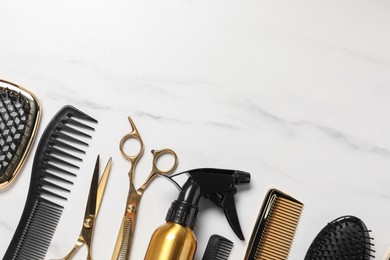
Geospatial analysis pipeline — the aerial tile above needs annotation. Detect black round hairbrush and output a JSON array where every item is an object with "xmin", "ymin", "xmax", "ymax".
[{"xmin": 305, "ymin": 215, "xmax": 375, "ymax": 259}]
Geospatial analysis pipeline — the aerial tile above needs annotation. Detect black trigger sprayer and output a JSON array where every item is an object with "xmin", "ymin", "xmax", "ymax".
[{"xmin": 144, "ymin": 168, "xmax": 251, "ymax": 260}]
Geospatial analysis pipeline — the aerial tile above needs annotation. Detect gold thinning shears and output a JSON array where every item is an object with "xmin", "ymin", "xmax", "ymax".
[
  {"xmin": 112, "ymin": 117, "xmax": 178, "ymax": 260},
  {"xmin": 54, "ymin": 156, "xmax": 112, "ymax": 260}
]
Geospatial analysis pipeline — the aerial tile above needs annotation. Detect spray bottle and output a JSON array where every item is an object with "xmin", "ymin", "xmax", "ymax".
[{"xmin": 144, "ymin": 168, "xmax": 251, "ymax": 260}]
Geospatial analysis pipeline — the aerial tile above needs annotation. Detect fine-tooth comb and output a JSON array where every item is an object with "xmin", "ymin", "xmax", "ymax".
[
  {"xmin": 244, "ymin": 188, "xmax": 303, "ymax": 260},
  {"xmin": 202, "ymin": 234, "xmax": 234, "ymax": 260},
  {"xmin": 305, "ymin": 215, "xmax": 375, "ymax": 259},
  {"xmin": 3, "ymin": 105, "xmax": 97, "ymax": 260},
  {"xmin": 0, "ymin": 79, "xmax": 41, "ymax": 189}
]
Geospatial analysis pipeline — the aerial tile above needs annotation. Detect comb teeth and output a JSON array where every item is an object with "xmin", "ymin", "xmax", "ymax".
[
  {"xmin": 305, "ymin": 215, "xmax": 375, "ymax": 260},
  {"xmin": 11, "ymin": 199, "xmax": 62, "ymax": 260},
  {"xmin": 4, "ymin": 105, "xmax": 97, "ymax": 260},
  {"xmin": 245, "ymin": 189, "xmax": 303, "ymax": 260},
  {"xmin": 37, "ymin": 107, "xmax": 96, "ymax": 202},
  {"xmin": 202, "ymin": 234, "xmax": 234, "ymax": 260}
]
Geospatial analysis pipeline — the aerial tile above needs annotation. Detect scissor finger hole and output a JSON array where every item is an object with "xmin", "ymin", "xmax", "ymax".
[
  {"xmin": 120, "ymin": 135, "xmax": 142, "ymax": 158},
  {"xmin": 155, "ymin": 152, "xmax": 176, "ymax": 173}
]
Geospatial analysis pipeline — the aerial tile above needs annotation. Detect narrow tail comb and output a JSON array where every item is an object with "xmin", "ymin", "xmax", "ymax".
[
  {"xmin": 3, "ymin": 105, "xmax": 97, "ymax": 260},
  {"xmin": 202, "ymin": 234, "xmax": 234, "ymax": 260},
  {"xmin": 0, "ymin": 79, "xmax": 41, "ymax": 189},
  {"xmin": 305, "ymin": 215, "xmax": 375, "ymax": 259},
  {"xmin": 244, "ymin": 188, "xmax": 303, "ymax": 260}
]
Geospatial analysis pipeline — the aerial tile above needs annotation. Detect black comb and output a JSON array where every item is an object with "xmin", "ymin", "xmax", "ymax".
[
  {"xmin": 3, "ymin": 105, "xmax": 97, "ymax": 260},
  {"xmin": 0, "ymin": 79, "xmax": 41, "ymax": 189},
  {"xmin": 202, "ymin": 234, "xmax": 234, "ymax": 260},
  {"xmin": 305, "ymin": 215, "xmax": 375, "ymax": 260}
]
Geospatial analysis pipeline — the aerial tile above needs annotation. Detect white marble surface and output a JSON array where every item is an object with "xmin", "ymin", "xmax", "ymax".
[{"xmin": 1, "ymin": 0, "xmax": 390, "ymax": 259}]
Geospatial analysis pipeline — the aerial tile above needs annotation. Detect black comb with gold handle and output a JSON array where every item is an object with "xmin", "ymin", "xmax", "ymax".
[{"xmin": 244, "ymin": 188, "xmax": 303, "ymax": 260}]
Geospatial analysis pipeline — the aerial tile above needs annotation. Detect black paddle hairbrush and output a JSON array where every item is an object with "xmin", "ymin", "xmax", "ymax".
[
  {"xmin": 202, "ymin": 234, "xmax": 234, "ymax": 260},
  {"xmin": 3, "ymin": 105, "xmax": 97, "ymax": 260},
  {"xmin": 305, "ymin": 215, "xmax": 375, "ymax": 260}
]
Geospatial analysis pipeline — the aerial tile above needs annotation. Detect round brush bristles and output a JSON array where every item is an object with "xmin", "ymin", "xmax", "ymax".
[{"xmin": 305, "ymin": 215, "xmax": 375, "ymax": 260}]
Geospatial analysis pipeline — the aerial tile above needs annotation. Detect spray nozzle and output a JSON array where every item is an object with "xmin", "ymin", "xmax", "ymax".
[
  {"xmin": 164, "ymin": 168, "xmax": 250, "ymax": 241},
  {"xmin": 234, "ymin": 170, "xmax": 251, "ymax": 185}
]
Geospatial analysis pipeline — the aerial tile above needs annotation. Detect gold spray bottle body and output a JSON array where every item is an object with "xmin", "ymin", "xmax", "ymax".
[{"xmin": 145, "ymin": 222, "xmax": 196, "ymax": 260}]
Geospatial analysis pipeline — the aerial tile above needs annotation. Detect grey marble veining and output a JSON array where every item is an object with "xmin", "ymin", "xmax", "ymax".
[{"xmin": 1, "ymin": 1, "xmax": 390, "ymax": 259}]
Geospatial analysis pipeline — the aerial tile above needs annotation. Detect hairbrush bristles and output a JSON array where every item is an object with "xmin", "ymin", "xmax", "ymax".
[
  {"xmin": 305, "ymin": 215, "xmax": 375, "ymax": 260},
  {"xmin": 245, "ymin": 188, "xmax": 303, "ymax": 260},
  {"xmin": 0, "ymin": 79, "xmax": 41, "ymax": 189},
  {"xmin": 202, "ymin": 234, "xmax": 234, "ymax": 260},
  {"xmin": 4, "ymin": 105, "xmax": 97, "ymax": 260}
]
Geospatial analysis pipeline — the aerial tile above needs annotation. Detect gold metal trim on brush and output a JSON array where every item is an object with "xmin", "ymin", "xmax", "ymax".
[
  {"xmin": 244, "ymin": 188, "xmax": 303, "ymax": 260},
  {"xmin": 0, "ymin": 79, "xmax": 41, "ymax": 189}
]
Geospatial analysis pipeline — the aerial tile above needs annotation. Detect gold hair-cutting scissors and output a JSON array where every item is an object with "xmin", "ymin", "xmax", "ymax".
[
  {"xmin": 53, "ymin": 156, "xmax": 112, "ymax": 260},
  {"xmin": 112, "ymin": 117, "xmax": 178, "ymax": 260}
]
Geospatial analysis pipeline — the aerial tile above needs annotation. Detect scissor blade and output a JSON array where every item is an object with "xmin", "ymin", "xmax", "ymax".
[
  {"xmin": 86, "ymin": 155, "xmax": 100, "ymax": 217},
  {"xmin": 96, "ymin": 157, "xmax": 112, "ymax": 214}
]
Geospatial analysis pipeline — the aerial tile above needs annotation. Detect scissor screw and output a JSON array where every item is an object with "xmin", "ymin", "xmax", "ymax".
[
  {"xmin": 84, "ymin": 218, "xmax": 93, "ymax": 228},
  {"xmin": 127, "ymin": 205, "xmax": 136, "ymax": 213}
]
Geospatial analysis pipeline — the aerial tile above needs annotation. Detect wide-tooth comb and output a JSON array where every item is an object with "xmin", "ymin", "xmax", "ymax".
[
  {"xmin": 3, "ymin": 105, "xmax": 97, "ymax": 260},
  {"xmin": 244, "ymin": 188, "xmax": 304, "ymax": 260},
  {"xmin": 305, "ymin": 215, "xmax": 375, "ymax": 259},
  {"xmin": 0, "ymin": 79, "xmax": 41, "ymax": 189},
  {"xmin": 202, "ymin": 234, "xmax": 234, "ymax": 260}
]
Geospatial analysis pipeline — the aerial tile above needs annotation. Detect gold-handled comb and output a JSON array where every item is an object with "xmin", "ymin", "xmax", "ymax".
[{"xmin": 244, "ymin": 188, "xmax": 303, "ymax": 260}]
